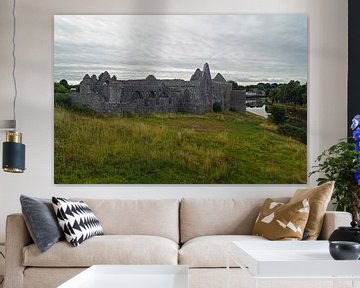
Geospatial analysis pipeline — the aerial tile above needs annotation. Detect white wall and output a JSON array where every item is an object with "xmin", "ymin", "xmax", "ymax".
[{"xmin": 0, "ymin": 0, "xmax": 348, "ymax": 242}]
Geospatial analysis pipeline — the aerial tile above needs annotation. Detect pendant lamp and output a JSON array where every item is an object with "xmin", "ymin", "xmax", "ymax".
[{"xmin": 1, "ymin": 0, "xmax": 26, "ymax": 173}]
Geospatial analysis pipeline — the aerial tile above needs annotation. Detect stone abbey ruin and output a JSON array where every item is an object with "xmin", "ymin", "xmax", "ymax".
[{"xmin": 71, "ymin": 63, "xmax": 245, "ymax": 115}]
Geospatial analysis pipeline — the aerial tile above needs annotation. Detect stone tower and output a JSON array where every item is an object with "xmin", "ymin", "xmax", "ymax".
[{"xmin": 199, "ymin": 63, "xmax": 213, "ymax": 112}]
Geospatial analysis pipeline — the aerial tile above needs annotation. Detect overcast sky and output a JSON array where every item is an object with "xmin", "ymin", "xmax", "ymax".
[{"xmin": 54, "ymin": 15, "xmax": 307, "ymax": 85}]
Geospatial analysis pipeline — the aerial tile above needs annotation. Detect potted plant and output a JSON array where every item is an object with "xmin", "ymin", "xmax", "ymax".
[{"xmin": 310, "ymin": 115, "xmax": 360, "ymax": 222}]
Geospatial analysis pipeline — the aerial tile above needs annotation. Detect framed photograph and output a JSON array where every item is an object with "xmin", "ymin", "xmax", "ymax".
[{"xmin": 54, "ymin": 15, "xmax": 307, "ymax": 184}]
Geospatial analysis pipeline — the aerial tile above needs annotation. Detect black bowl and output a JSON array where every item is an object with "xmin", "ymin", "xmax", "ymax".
[{"xmin": 329, "ymin": 241, "xmax": 360, "ymax": 260}]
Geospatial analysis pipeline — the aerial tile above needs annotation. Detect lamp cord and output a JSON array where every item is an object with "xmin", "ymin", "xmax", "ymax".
[
  {"xmin": 0, "ymin": 251, "xmax": 4, "ymax": 284},
  {"xmin": 11, "ymin": 0, "xmax": 17, "ymax": 129}
]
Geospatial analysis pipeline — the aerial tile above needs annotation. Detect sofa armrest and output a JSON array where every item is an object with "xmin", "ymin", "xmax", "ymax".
[
  {"xmin": 318, "ymin": 211, "xmax": 352, "ymax": 240},
  {"xmin": 4, "ymin": 213, "xmax": 33, "ymax": 288}
]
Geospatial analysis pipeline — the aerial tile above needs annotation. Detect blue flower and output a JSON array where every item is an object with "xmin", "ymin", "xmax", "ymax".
[
  {"xmin": 351, "ymin": 115, "xmax": 360, "ymax": 186},
  {"xmin": 353, "ymin": 128, "xmax": 360, "ymax": 142},
  {"xmin": 352, "ymin": 115, "xmax": 360, "ymax": 130},
  {"xmin": 356, "ymin": 167, "xmax": 360, "ymax": 186}
]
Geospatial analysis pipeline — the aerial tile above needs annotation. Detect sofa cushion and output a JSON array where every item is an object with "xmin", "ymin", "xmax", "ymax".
[
  {"xmin": 179, "ymin": 235, "xmax": 267, "ymax": 268},
  {"xmin": 290, "ymin": 181, "xmax": 334, "ymax": 240},
  {"xmin": 52, "ymin": 197, "xmax": 104, "ymax": 247},
  {"xmin": 180, "ymin": 198, "xmax": 289, "ymax": 243},
  {"xmin": 23, "ymin": 235, "xmax": 178, "ymax": 267},
  {"xmin": 20, "ymin": 195, "xmax": 64, "ymax": 253},
  {"xmin": 72, "ymin": 199, "xmax": 179, "ymax": 243},
  {"xmin": 24, "ymin": 268, "xmax": 86, "ymax": 288},
  {"xmin": 252, "ymin": 198, "xmax": 310, "ymax": 240}
]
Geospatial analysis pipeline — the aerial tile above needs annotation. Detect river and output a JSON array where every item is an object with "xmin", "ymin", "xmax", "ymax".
[{"xmin": 246, "ymin": 105, "xmax": 269, "ymax": 118}]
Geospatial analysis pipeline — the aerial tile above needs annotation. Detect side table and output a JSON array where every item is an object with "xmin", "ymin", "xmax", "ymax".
[
  {"xmin": 227, "ymin": 240, "xmax": 360, "ymax": 288},
  {"xmin": 58, "ymin": 265, "xmax": 189, "ymax": 288}
]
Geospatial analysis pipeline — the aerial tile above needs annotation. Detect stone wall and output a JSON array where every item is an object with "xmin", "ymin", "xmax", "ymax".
[
  {"xmin": 71, "ymin": 63, "xmax": 245, "ymax": 116},
  {"xmin": 230, "ymin": 90, "xmax": 246, "ymax": 113},
  {"xmin": 212, "ymin": 81, "xmax": 232, "ymax": 111}
]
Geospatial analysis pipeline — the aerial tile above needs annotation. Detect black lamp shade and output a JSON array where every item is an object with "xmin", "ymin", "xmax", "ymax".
[{"xmin": 3, "ymin": 141, "xmax": 25, "ymax": 173}]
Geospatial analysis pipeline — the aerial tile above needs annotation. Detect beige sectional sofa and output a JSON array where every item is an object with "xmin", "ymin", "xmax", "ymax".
[{"xmin": 4, "ymin": 198, "xmax": 352, "ymax": 288}]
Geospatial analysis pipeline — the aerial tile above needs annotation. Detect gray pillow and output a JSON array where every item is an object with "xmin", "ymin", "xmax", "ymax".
[{"xmin": 20, "ymin": 195, "xmax": 64, "ymax": 253}]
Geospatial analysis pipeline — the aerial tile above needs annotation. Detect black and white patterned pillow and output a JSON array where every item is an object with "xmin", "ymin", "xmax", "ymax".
[{"xmin": 52, "ymin": 197, "xmax": 104, "ymax": 247}]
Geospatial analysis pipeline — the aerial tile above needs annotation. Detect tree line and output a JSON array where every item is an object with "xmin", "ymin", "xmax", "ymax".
[
  {"xmin": 229, "ymin": 80, "xmax": 307, "ymax": 106},
  {"xmin": 54, "ymin": 79, "xmax": 76, "ymax": 108},
  {"xmin": 268, "ymin": 80, "xmax": 307, "ymax": 106}
]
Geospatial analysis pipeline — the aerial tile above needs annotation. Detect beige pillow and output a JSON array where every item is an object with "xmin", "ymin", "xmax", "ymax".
[
  {"xmin": 289, "ymin": 181, "xmax": 334, "ymax": 240},
  {"xmin": 252, "ymin": 198, "xmax": 310, "ymax": 240}
]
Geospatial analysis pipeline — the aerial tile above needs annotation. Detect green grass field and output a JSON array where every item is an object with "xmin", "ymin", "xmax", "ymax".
[{"xmin": 54, "ymin": 107, "xmax": 307, "ymax": 184}]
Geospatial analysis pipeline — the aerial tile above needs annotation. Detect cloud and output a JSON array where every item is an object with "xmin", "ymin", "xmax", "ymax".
[{"xmin": 54, "ymin": 15, "xmax": 307, "ymax": 84}]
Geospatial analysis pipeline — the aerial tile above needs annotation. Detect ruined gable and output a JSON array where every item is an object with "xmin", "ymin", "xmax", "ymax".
[
  {"xmin": 213, "ymin": 73, "xmax": 227, "ymax": 83},
  {"xmin": 190, "ymin": 68, "xmax": 202, "ymax": 81}
]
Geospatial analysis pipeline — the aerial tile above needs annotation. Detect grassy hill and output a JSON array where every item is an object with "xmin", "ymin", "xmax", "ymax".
[{"xmin": 54, "ymin": 107, "xmax": 307, "ymax": 184}]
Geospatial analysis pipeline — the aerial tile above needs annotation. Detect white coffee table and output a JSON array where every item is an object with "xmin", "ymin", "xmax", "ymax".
[
  {"xmin": 228, "ymin": 241, "xmax": 360, "ymax": 288},
  {"xmin": 58, "ymin": 265, "xmax": 189, "ymax": 288}
]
